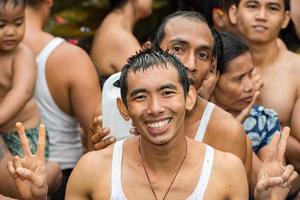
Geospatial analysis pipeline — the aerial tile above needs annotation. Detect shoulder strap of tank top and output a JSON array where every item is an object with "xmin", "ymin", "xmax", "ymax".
[
  {"xmin": 36, "ymin": 37, "xmax": 65, "ymax": 66},
  {"xmin": 194, "ymin": 102, "xmax": 215, "ymax": 142},
  {"xmin": 111, "ymin": 140, "xmax": 126, "ymax": 199},
  {"xmin": 187, "ymin": 145, "xmax": 215, "ymax": 200}
]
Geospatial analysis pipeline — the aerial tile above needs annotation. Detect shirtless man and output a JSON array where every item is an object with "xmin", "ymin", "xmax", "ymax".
[
  {"xmin": 23, "ymin": 0, "xmax": 101, "ymax": 199},
  {"xmin": 90, "ymin": 0, "xmax": 152, "ymax": 85},
  {"xmin": 229, "ymin": 0, "xmax": 300, "ymax": 188},
  {"xmin": 92, "ymin": 11, "xmax": 251, "ymax": 178}
]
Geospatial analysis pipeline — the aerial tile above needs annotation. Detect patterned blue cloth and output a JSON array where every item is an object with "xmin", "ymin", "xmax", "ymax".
[{"xmin": 243, "ymin": 105, "xmax": 281, "ymax": 153}]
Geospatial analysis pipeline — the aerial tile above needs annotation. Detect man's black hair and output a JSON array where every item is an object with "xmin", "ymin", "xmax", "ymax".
[
  {"xmin": 217, "ymin": 32, "xmax": 249, "ymax": 74},
  {"xmin": 233, "ymin": 0, "xmax": 290, "ymax": 11},
  {"xmin": 0, "ymin": 0, "xmax": 25, "ymax": 8},
  {"xmin": 150, "ymin": 11, "xmax": 217, "ymax": 58},
  {"xmin": 119, "ymin": 48, "xmax": 190, "ymax": 106}
]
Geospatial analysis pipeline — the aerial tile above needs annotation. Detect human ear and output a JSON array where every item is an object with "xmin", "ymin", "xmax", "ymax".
[
  {"xmin": 212, "ymin": 8, "xmax": 226, "ymax": 29},
  {"xmin": 117, "ymin": 98, "xmax": 131, "ymax": 121},
  {"xmin": 281, "ymin": 11, "xmax": 291, "ymax": 29},
  {"xmin": 228, "ymin": 5, "xmax": 238, "ymax": 25},
  {"xmin": 185, "ymin": 86, "xmax": 197, "ymax": 111},
  {"xmin": 142, "ymin": 41, "xmax": 152, "ymax": 50}
]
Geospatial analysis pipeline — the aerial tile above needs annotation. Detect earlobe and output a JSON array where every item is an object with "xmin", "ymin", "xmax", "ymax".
[
  {"xmin": 185, "ymin": 86, "xmax": 197, "ymax": 111},
  {"xmin": 117, "ymin": 98, "xmax": 131, "ymax": 121},
  {"xmin": 228, "ymin": 5, "xmax": 238, "ymax": 25}
]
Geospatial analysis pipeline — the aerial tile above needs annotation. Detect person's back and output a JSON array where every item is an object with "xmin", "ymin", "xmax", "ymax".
[{"xmin": 90, "ymin": 0, "xmax": 152, "ymax": 84}]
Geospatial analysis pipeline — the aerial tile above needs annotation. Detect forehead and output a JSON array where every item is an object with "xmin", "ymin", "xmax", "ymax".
[
  {"xmin": 239, "ymin": 0, "xmax": 284, "ymax": 6},
  {"xmin": 0, "ymin": 3, "xmax": 24, "ymax": 18},
  {"xmin": 161, "ymin": 17, "xmax": 214, "ymax": 49},
  {"xmin": 126, "ymin": 65, "xmax": 181, "ymax": 91},
  {"xmin": 226, "ymin": 52, "xmax": 253, "ymax": 74}
]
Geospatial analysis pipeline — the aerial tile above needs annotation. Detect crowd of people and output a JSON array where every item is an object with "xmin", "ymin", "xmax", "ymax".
[{"xmin": 0, "ymin": 0, "xmax": 300, "ymax": 199}]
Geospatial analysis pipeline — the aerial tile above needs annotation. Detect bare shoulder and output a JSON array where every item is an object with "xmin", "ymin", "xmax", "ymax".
[
  {"xmin": 66, "ymin": 144, "xmax": 114, "ymax": 198},
  {"xmin": 14, "ymin": 43, "xmax": 35, "ymax": 60},
  {"xmin": 211, "ymin": 105, "xmax": 246, "ymax": 140}
]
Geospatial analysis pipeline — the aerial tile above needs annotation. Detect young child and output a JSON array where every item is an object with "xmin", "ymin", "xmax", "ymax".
[{"xmin": 0, "ymin": 0, "xmax": 61, "ymax": 196}]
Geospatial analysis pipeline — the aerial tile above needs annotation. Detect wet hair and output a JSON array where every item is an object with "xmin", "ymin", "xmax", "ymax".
[
  {"xmin": 109, "ymin": 0, "xmax": 127, "ymax": 11},
  {"xmin": 119, "ymin": 48, "xmax": 190, "ymax": 106},
  {"xmin": 233, "ymin": 0, "xmax": 290, "ymax": 11},
  {"xmin": 0, "ymin": 0, "xmax": 25, "ymax": 8},
  {"xmin": 216, "ymin": 31, "xmax": 249, "ymax": 74},
  {"xmin": 150, "ymin": 11, "xmax": 217, "ymax": 58}
]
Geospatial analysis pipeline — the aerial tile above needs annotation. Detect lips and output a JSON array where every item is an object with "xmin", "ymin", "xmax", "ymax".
[
  {"xmin": 2, "ymin": 39, "xmax": 17, "ymax": 46},
  {"xmin": 145, "ymin": 118, "xmax": 171, "ymax": 136},
  {"xmin": 252, "ymin": 25, "xmax": 268, "ymax": 32}
]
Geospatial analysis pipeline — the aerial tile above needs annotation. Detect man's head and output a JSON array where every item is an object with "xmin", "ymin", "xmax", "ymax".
[
  {"xmin": 229, "ymin": 0, "xmax": 290, "ymax": 44},
  {"xmin": 0, "ymin": 0, "xmax": 25, "ymax": 52},
  {"xmin": 117, "ymin": 48, "xmax": 196, "ymax": 145},
  {"xmin": 150, "ymin": 11, "xmax": 215, "ymax": 91},
  {"xmin": 212, "ymin": 32, "xmax": 255, "ymax": 112}
]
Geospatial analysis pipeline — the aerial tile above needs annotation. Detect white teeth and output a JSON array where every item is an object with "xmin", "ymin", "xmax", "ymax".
[{"xmin": 147, "ymin": 119, "xmax": 169, "ymax": 129}]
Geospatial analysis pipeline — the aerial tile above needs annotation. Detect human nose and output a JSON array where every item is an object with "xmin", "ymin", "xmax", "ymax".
[
  {"xmin": 255, "ymin": 7, "xmax": 267, "ymax": 21},
  {"xmin": 182, "ymin": 52, "xmax": 196, "ymax": 73},
  {"xmin": 147, "ymin": 96, "xmax": 164, "ymax": 115},
  {"xmin": 244, "ymin": 77, "xmax": 255, "ymax": 93},
  {"xmin": 4, "ymin": 25, "xmax": 16, "ymax": 37}
]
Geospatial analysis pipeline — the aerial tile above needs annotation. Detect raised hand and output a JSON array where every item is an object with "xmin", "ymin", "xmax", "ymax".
[
  {"xmin": 236, "ymin": 91, "xmax": 260, "ymax": 123},
  {"xmin": 254, "ymin": 127, "xmax": 298, "ymax": 200},
  {"xmin": 7, "ymin": 122, "xmax": 48, "ymax": 200},
  {"xmin": 252, "ymin": 68, "xmax": 264, "ymax": 92},
  {"xmin": 90, "ymin": 116, "xmax": 116, "ymax": 150}
]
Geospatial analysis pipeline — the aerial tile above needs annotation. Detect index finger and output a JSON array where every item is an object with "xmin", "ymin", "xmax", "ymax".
[
  {"xmin": 37, "ymin": 124, "xmax": 46, "ymax": 158},
  {"xmin": 277, "ymin": 127, "xmax": 290, "ymax": 163},
  {"xmin": 16, "ymin": 122, "xmax": 31, "ymax": 157}
]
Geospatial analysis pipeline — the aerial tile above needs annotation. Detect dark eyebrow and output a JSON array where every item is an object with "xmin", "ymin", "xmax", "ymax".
[
  {"xmin": 169, "ymin": 39, "xmax": 189, "ymax": 46},
  {"xmin": 159, "ymin": 83, "xmax": 177, "ymax": 91},
  {"xmin": 129, "ymin": 88, "xmax": 147, "ymax": 98}
]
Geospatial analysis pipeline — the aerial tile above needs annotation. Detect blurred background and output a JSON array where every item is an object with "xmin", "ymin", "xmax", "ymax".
[{"xmin": 48, "ymin": 0, "xmax": 182, "ymax": 51}]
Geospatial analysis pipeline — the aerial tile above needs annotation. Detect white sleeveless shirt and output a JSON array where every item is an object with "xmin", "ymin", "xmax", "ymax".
[
  {"xmin": 110, "ymin": 140, "xmax": 214, "ymax": 200},
  {"xmin": 35, "ymin": 37, "xmax": 83, "ymax": 169},
  {"xmin": 194, "ymin": 102, "xmax": 215, "ymax": 142}
]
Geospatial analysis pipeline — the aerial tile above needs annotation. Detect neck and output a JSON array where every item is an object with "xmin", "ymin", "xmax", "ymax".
[
  {"xmin": 248, "ymin": 39, "xmax": 280, "ymax": 68},
  {"xmin": 210, "ymin": 94, "xmax": 241, "ymax": 117},
  {"xmin": 111, "ymin": 2, "xmax": 140, "ymax": 31},
  {"xmin": 138, "ymin": 133, "xmax": 187, "ymax": 175}
]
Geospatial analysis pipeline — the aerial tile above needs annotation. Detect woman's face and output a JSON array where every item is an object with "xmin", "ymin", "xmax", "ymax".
[
  {"xmin": 291, "ymin": 0, "xmax": 300, "ymax": 38},
  {"xmin": 213, "ymin": 52, "xmax": 255, "ymax": 112}
]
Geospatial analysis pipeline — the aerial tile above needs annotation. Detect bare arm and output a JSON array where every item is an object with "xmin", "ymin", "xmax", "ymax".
[
  {"xmin": 0, "ymin": 45, "xmax": 37, "ymax": 126},
  {"xmin": 287, "ymin": 90, "xmax": 300, "ymax": 171},
  {"xmin": 60, "ymin": 45, "xmax": 101, "ymax": 150},
  {"xmin": 224, "ymin": 153, "xmax": 249, "ymax": 199}
]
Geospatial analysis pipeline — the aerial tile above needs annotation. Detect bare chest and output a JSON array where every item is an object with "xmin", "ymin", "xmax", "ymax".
[{"xmin": 257, "ymin": 68, "xmax": 296, "ymax": 125}]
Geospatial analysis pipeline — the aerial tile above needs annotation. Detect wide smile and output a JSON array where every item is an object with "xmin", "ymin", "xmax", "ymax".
[{"xmin": 145, "ymin": 118, "xmax": 171, "ymax": 136}]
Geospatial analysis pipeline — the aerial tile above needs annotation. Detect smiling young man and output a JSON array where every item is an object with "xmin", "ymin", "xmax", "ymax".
[
  {"xmin": 229, "ymin": 0, "xmax": 300, "ymax": 194},
  {"xmin": 66, "ymin": 48, "xmax": 249, "ymax": 200}
]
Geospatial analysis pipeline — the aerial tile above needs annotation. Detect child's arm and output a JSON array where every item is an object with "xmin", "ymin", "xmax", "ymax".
[{"xmin": 0, "ymin": 44, "xmax": 37, "ymax": 126}]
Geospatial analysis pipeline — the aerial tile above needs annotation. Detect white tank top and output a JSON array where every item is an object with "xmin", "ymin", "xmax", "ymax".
[
  {"xmin": 194, "ymin": 102, "xmax": 215, "ymax": 142},
  {"xmin": 110, "ymin": 140, "xmax": 214, "ymax": 200},
  {"xmin": 35, "ymin": 37, "xmax": 83, "ymax": 169}
]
